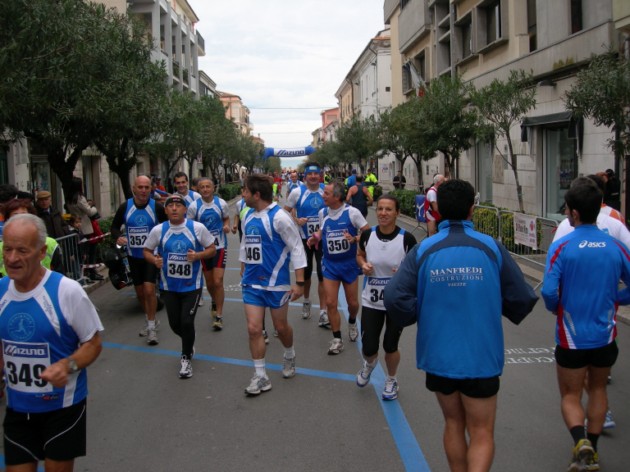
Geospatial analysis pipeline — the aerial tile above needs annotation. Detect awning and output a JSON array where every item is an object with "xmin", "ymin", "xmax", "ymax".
[{"xmin": 520, "ymin": 112, "xmax": 582, "ymax": 146}]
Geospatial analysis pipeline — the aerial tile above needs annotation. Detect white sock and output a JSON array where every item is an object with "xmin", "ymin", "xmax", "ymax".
[
  {"xmin": 284, "ymin": 346, "xmax": 295, "ymax": 359},
  {"xmin": 147, "ymin": 320, "xmax": 156, "ymax": 329},
  {"xmin": 303, "ymin": 298, "xmax": 310, "ymax": 304},
  {"xmin": 253, "ymin": 359, "xmax": 266, "ymax": 378}
]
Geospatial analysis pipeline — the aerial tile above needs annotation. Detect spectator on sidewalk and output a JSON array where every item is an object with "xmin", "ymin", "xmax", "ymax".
[{"xmin": 35, "ymin": 190, "xmax": 70, "ymax": 239}]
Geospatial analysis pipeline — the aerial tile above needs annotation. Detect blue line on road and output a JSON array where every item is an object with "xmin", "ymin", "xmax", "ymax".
[
  {"xmin": 114, "ymin": 285, "xmax": 430, "ymax": 471},
  {"xmin": 335, "ymin": 286, "xmax": 430, "ymax": 472}
]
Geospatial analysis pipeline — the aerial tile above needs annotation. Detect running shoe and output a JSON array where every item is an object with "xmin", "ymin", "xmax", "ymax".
[
  {"xmin": 139, "ymin": 319, "xmax": 160, "ymax": 337},
  {"xmin": 603, "ymin": 409, "xmax": 616, "ymax": 429},
  {"xmin": 273, "ymin": 329, "xmax": 279, "ymax": 337},
  {"xmin": 302, "ymin": 300, "xmax": 312, "ymax": 319},
  {"xmin": 245, "ymin": 375, "xmax": 272, "ymax": 396},
  {"xmin": 147, "ymin": 327, "xmax": 159, "ymax": 346},
  {"xmin": 212, "ymin": 316, "xmax": 223, "ymax": 331},
  {"xmin": 282, "ymin": 356, "xmax": 296, "ymax": 378},
  {"xmin": 197, "ymin": 298, "xmax": 204, "ymax": 307},
  {"xmin": 356, "ymin": 361, "xmax": 376, "ymax": 387},
  {"xmin": 585, "ymin": 452, "xmax": 600, "ymax": 472},
  {"xmin": 262, "ymin": 329, "xmax": 269, "ymax": 345},
  {"xmin": 348, "ymin": 322, "xmax": 359, "ymax": 342},
  {"xmin": 318, "ymin": 311, "xmax": 330, "ymax": 328},
  {"xmin": 382, "ymin": 378, "xmax": 399, "ymax": 400},
  {"xmin": 568, "ymin": 439, "xmax": 595, "ymax": 472},
  {"xmin": 327, "ymin": 338, "xmax": 344, "ymax": 355},
  {"xmin": 179, "ymin": 356, "xmax": 193, "ymax": 379}
]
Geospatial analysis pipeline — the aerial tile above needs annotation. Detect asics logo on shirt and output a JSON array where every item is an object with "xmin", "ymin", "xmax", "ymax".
[{"xmin": 578, "ymin": 240, "xmax": 606, "ymax": 249}]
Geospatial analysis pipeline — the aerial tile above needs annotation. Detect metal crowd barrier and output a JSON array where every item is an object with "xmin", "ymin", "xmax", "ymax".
[
  {"xmin": 55, "ymin": 233, "xmax": 86, "ymax": 285},
  {"xmin": 472, "ymin": 205, "xmax": 559, "ymax": 269},
  {"xmin": 55, "ymin": 232, "xmax": 110, "ymax": 286}
]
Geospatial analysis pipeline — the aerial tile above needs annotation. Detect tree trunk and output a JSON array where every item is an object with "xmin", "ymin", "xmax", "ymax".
[
  {"xmin": 45, "ymin": 144, "xmax": 87, "ymax": 205},
  {"xmin": 506, "ymin": 138, "xmax": 524, "ymax": 212},
  {"xmin": 100, "ymin": 138, "xmax": 135, "ymax": 199}
]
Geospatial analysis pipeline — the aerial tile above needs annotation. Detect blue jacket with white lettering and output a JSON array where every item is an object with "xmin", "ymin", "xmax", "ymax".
[
  {"xmin": 384, "ymin": 220, "xmax": 538, "ymax": 379},
  {"xmin": 542, "ymin": 224, "xmax": 630, "ymax": 349}
]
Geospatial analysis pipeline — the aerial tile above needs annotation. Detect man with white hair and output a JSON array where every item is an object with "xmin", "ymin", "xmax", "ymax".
[
  {"xmin": 426, "ymin": 174, "xmax": 445, "ymax": 236},
  {"xmin": 0, "ymin": 213, "xmax": 104, "ymax": 471}
]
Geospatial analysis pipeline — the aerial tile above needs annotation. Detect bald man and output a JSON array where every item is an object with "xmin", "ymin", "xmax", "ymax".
[{"xmin": 111, "ymin": 175, "xmax": 167, "ymax": 344}]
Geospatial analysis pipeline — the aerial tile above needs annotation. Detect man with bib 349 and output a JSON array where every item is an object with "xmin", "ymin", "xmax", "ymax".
[{"xmin": 0, "ymin": 213, "xmax": 104, "ymax": 472}]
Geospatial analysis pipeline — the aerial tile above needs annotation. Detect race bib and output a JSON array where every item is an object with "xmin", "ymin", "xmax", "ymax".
[
  {"xmin": 244, "ymin": 235, "xmax": 262, "ymax": 265},
  {"xmin": 211, "ymin": 230, "xmax": 223, "ymax": 249},
  {"xmin": 366, "ymin": 277, "xmax": 390, "ymax": 308},
  {"xmin": 167, "ymin": 253, "xmax": 192, "ymax": 279},
  {"xmin": 306, "ymin": 216, "xmax": 320, "ymax": 237},
  {"xmin": 326, "ymin": 230, "xmax": 350, "ymax": 255},
  {"xmin": 128, "ymin": 227, "xmax": 149, "ymax": 248},
  {"xmin": 2, "ymin": 340, "xmax": 52, "ymax": 394}
]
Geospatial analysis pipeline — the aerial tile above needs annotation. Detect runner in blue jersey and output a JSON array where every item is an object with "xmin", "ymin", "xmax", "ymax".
[
  {"xmin": 187, "ymin": 177, "xmax": 231, "ymax": 331},
  {"xmin": 307, "ymin": 181, "xmax": 369, "ymax": 355},
  {"xmin": 143, "ymin": 195, "xmax": 215, "ymax": 379},
  {"xmin": 111, "ymin": 175, "xmax": 167, "ymax": 345},
  {"xmin": 172, "ymin": 172, "xmax": 201, "ymax": 207},
  {"xmin": 239, "ymin": 174, "xmax": 306, "ymax": 396},
  {"xmin": 284, "ymin": 163, "xmax": 327, "ymax": 325},
  {"xmin": 385, "ymin": 179, "xmax": 537, "ymax": 472},
  {"xmin": 0, "ymin": 214, "xmax": 103, "ymax": 471},
  {"xmin": 542, "ymin": 177, "xmax": 630, "ymax": 471},
  {"xmin": 285, "ymin": 170, "xmax": 303, "ymax": 199}
]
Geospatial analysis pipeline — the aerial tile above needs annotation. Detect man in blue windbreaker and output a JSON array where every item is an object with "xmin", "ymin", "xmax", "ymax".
[{"xmin": 384, "ymin": 179, "xmax": 537, "ymax": 472}]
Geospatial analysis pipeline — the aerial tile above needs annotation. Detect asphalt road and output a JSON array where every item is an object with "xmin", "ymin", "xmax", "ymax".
[{"xmin": 4, "ymin": 201, "xmax": 630, "ymax": 472}]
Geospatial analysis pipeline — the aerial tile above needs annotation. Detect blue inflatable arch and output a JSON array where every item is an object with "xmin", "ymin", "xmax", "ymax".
[{"xmin": 263, "ymin": 146, "xmax": 315, "ymax": 159}]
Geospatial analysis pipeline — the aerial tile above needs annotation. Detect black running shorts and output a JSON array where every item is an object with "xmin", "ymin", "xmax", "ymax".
[{"xmin": 3, "ymin": 399, "xmax": 87, "ymax": 465}]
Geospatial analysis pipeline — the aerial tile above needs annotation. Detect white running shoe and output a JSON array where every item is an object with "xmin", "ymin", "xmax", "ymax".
[
  {"xmin": 179, "ymin": 356, "xmax": 193, "ymax": 379},
  {"xmin": 382, "ymin": 378, "xmax": 399, "ymax": 400},
  {"xmin": 318, "ymin": 311, "xmax": 330, "ymax": 328},
  {"xmin": 139, "ymin": 319, "xmax": 160, "ymax": 337},
  {"xmin": 327, "ymin": 338, "xmax": 344, "ymax": 355},
  {"xmin": 245, "ymin": 375, "xmax": 272, "ymax": 396},
  {"xmin": 348, "ymin": 323, "xmax": 359, "ymax": 342},
  {"xmin": 301, "ymin": 300, "xmax": 312, "ymax": 319},
  {"xmin": 356, "ymin": 361, "xmax": 376, "ymax": 387},
  {"xmin": 282, "ymin": 357, "xmax": 296, "ymax": 378},
  {"xmin": 147, "ymin": 327, "xmax": 159, "ymax": 346}
]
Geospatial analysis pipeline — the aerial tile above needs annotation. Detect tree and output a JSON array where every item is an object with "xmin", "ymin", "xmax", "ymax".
[
  {"xmin": 235, "ymin": 134, "xmax": 264, "ymax": 175},
  {"xmin": 92, "ymin": 15, "xmax": 170, "ymax": 199},
  {"xmin": 379, "ymin": 99, "xmax": 431, "ymax": 190},
  {"xmin": 470, "ymin": 70, "xmax": 536, "ymax": 212},
  {"xmin": 422, "ymin": 75, "xmax": 478, "ymax": 179},
  {"xmin": 197, "ymin": 96, "xmax": 239, "ymax": 181},
  {"xmin": 565, "ymin": 52, "xmax": 630, "ymax": 213},
  {"xmin": 311, "ymin": 141, "xmax": 343, "ymax": 177},
  {"xmin": 335, "ymin": 116, "xmax": 381, "ymax": 174},
  {"xmin": 0, "ymin": 0, "xmax": 165, "ymax": 201}
]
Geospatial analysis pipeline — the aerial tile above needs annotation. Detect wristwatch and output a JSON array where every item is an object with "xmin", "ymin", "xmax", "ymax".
[{"xmin": 67, "ymin": 358, "xmax": 79, "ymax": 374}]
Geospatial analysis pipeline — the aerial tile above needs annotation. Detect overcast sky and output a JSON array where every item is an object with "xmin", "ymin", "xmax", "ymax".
[{"xmin": 188, "ymin": 0, "xmax": 385, "ymax": 151}]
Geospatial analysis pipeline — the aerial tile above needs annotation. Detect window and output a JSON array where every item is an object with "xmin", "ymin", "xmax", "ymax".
[
  {"xmin": 461, "ymin": 20, "xmax": 472, "ymax": 58},
  {"xmin": 485, "ymin": 1, "xmax": 501, "ymax": 44},
  {"xmin": 416, "ymin": 52, "xmax": 426, "ymax": 83},
  {"xmin": 527, "ymin": 0, "xmax": 537, "ymax": 51},
  {"xmin": 476, "ymin": 0, "xmax": 505, "ymax": 52},
  {"xmin": 570, "ymin": 0, "xmax": 583, "ymax": 34}
]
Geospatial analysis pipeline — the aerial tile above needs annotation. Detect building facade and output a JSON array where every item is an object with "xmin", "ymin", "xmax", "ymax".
[{"xmin": 382, "ymin": 0, "xmax": 624, "ymax": 219}]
